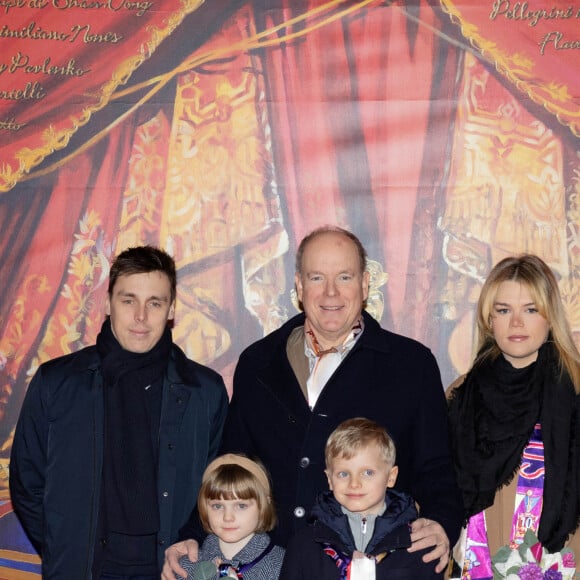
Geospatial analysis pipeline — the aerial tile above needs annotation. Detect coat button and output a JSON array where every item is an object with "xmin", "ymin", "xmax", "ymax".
[
  {"xmin": 288, "ymin": 415, "xmax": 296, "ymax": 423},
  {"xmin": 294, "ymin": 506, "xmax": 306, "ymax": 518},
  {"xmin": 299, "ymin": 457, "xmax": 310, "ymax": 468},
  {"xmin": 162, "ymin": 491, "xmax": 169, "ymax": 498}
]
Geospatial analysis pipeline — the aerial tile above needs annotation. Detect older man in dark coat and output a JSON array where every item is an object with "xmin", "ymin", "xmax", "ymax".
[{"xmin": 163, "ymin": 227, "xmax": 462, "ymax": 579}]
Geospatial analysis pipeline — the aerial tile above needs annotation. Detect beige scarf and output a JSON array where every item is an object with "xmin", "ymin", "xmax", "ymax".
[{"xmin": 304, "ymin": 318, "xmax": 363, "ymax": 408}]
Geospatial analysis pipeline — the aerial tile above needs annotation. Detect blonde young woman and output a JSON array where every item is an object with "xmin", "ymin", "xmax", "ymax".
[{"xmin": 447, "ymin": 255, "xmax": 580, "ymax": 578}]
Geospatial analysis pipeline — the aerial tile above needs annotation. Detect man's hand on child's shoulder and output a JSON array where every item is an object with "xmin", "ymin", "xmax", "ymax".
[
  {"xmin": 408, "ymin": 517, "xmax": 450, "ymax": 573},
  {"xmin": 161, "ymin": 539, "xmax": 200, "ymax": 580}
]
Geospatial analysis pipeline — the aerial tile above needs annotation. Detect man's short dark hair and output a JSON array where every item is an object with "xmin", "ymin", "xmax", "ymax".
[
  {"xmin": 108, "ymin": 246, "xmax": 177, "ymax": 302},
  {"xmin": 295, "ymin": 226, "xmax": 368, "ymax": 275}
]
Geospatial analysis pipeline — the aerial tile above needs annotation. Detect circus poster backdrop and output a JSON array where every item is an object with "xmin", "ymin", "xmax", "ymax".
[{"xmin": 0, "ymin": 0, "xmax": 579, "ymax": 576}]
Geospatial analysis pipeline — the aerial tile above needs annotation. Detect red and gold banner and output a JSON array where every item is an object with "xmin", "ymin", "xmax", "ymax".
[
  {"xmin": 0, "ymin": 0, "xmax": 204, "ymax": 192},
  {"xmin": 440, "ymin": 0, "xmax": 580, "ymax": 136},
  {"xmin": 1, "ymin": 1, "xmax": 579, "ymax": 578}
]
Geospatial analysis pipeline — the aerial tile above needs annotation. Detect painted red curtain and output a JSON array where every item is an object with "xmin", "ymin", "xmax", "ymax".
[
  {"xmin": 440, "ymin": 0, "xmax": 580, "ymax": 136},
  {"xmin": 259, "ymin": 0, "xmax": 462, "ymax": 330},
  {"xmin": 3, "ymin": 0, "xmax": 577, "ymax": 192},
  {"xmin": 0, "ymin": 0, "xmax": 205, "ymax": 192},
  {"xmin": 0, "ymin": 0, "xmax": 578, "ymax": 576}
]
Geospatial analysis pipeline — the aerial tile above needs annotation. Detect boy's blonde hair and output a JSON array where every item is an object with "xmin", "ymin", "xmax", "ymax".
[
  {"xmin": 197, "ymin": 454, "xmax": 276, "ymax": 534},
  {"xmin": 325, "ymin": 417, "xmax": 396, "ymax": 468}
]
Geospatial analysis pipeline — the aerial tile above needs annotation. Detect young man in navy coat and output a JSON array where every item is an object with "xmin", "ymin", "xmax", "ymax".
[
  {"xmin": 164, "ymin": 227, "xmax": 462, "ymax": 579},
  {"xmin": 10, "ymin": 246, "xmax": 228, "ymax": 580}
]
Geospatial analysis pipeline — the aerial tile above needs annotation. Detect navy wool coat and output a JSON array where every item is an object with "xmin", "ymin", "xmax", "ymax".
[
  {"xmin": 220, "ymin": 311, "xmax": 463, "ymax": 547},
  {"xmin": 280, "ymin": 489, "xmax": 443, "ymax": 579},
  {"xmin": 10, "ymin": 344, "xmax": 228, "ymax": 580}
]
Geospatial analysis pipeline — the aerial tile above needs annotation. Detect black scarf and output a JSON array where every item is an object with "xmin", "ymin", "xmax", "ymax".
[
  {"xmin": 448, "ymin": 342, "xmax": 579, "ymax": 551},
  {"xmin": 96, "ymin": 318, "xmax": 172, "ymax": 536}
]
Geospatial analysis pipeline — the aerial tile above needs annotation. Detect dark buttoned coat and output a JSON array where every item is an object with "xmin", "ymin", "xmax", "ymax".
[{"xmin": 221, "ymin": 311, "xmax": 463, "ymax": 547}]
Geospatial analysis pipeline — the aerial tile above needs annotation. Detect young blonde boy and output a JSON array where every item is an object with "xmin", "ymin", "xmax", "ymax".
[{"xmin": 280, "ymin": 418, "xmax": 443, "ymax": 579}]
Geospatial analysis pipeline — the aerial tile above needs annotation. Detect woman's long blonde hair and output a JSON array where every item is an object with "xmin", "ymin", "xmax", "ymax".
[{"xmin": 474, "ymin": 254, "xmax": 580, "ymax": 393}]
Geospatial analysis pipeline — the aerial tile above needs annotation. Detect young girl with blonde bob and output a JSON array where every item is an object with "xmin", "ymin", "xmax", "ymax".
[
  {"xmin": 177, "ymin": 454, "xmax": 284, "ymax": 580},
  {"xmin": 448, "ymin": 254, "xmax": 580, "ymax": 578}
]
